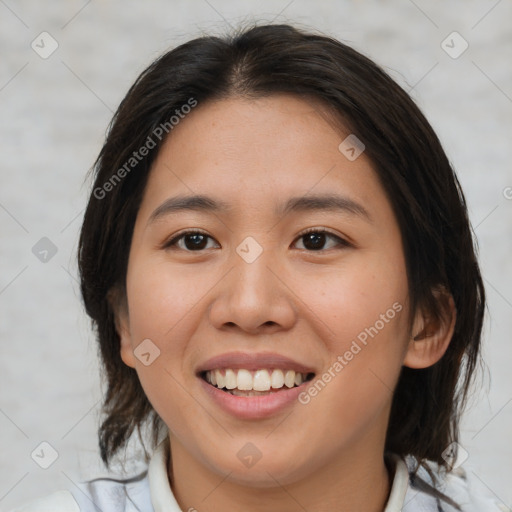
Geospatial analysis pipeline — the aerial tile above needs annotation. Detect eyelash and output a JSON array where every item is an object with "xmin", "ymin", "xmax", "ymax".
[{"xmin": 162, "ymin": 227, "xmax": 351, "ymax": 252}]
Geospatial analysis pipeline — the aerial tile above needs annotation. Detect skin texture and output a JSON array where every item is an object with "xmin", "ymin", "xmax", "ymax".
[{"xmin": 114, "ymin": 95, "xmax": 456, "ymax": 512}]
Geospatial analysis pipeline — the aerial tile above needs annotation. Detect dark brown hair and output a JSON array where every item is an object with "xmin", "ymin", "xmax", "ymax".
[{"xmin": 78, "ymin": 22, "xmax": 485, "ymax": 477}]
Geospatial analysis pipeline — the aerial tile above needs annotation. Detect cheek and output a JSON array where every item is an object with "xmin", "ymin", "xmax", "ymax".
[
  {"xmin": 126, "ymin": 259, "xmax": 205, "ymax": 344},
  {"xmin": 293, "ymin": 253, "xmax": 410, "ymax": 435},
  {"xmin": 294, "ymin": 252, "xmax": 410, "ymax": 403},
  {"xmin": 123, "ymin": 260, "xmax": 206, "ymax": 430},
  {"xmin": 295, "ymin": 252, "xmax": 409, "ymax": 352}
]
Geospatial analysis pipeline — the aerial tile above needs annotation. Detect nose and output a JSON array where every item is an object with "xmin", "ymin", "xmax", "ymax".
[{"xmin": 208, "ymin": 248, "xmax": 297, "ymax": 335}]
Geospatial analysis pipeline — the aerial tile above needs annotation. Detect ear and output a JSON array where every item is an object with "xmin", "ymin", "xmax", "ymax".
[
  {"xmin": 107, "ymin": 286, "xmax": 136, "ymax": 369},
  {"xmin": 403, "ymin": 287, "xmax": 457, "ymax": 369}
]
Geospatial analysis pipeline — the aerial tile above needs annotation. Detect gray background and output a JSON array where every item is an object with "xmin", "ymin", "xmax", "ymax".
[{"xmin": 1, "ymin": 0, "xmax": 511, "ymax": 510}]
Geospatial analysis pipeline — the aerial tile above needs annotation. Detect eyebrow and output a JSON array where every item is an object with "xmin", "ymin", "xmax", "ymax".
[{"xmin": 147, "ymin": 193, "xmax": 372, "ymax": 225}]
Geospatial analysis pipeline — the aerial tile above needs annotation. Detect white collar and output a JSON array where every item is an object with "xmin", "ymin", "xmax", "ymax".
[
  {"xmin": 148, "ymin": 437, "xmax": 183, "ymax": 512},
  {"xmin": 383, "ymin": 453, "xmax": 410, "ymax": 511},
  {"xmin": 148, "ymin": 437, "xmax": 410, "ymax": 512}
]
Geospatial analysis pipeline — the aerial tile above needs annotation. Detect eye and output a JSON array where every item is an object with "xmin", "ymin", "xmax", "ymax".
[
  {"xmin": 293, "ymin": 228, "xmax": 351, "ymax": 252},
  {"xmin": 162, "ymin": 228, "xmax": 351, "ymax": 252},
  {"xmin": 163, "ymin": 230, "xmax": 218, "ymax": 251}
]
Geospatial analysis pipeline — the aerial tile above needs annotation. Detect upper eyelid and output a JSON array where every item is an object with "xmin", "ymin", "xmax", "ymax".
[{"xmin": 163, "ymin": 228, "xmax": 350, "ymax": 250}]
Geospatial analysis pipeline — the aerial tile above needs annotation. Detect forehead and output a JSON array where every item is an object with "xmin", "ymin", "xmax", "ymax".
[{"xmin": 138, "ymin": 94, "xmax": 389, "ymax": 223}]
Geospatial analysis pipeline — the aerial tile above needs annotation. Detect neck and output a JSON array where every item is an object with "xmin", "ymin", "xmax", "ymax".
[{"xmin": 167, "ymin": 437, "xmax": 393, "ymax": 512}]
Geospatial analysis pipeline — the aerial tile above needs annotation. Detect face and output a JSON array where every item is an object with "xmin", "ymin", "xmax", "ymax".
[{"xmin": 116, "ymin": 94, "xmax": 417, "ymax": 487}]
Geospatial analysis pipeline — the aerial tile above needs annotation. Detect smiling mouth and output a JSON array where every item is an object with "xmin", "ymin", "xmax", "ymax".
[{"xmin": 200, "ymin": 368, "xmax": 315, "ymax": 396}]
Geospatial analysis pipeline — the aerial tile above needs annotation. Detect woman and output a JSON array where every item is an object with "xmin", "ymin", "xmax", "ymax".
[{"xmin": 12, "ymin": 23, "xmax": 505, "ymax": 512}]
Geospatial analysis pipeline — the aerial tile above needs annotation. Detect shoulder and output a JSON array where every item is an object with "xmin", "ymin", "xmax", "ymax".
[
  {"xmin": 401, "ymin": 455, "xmax": 509, "ymax": 512},
  {"xmin": 8, "ymin": 472, "xmax": 154, "ymax": 512}
]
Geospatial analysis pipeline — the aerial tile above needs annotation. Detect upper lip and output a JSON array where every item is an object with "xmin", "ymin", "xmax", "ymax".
[{"xmin": 196, "ymin": 351, "xmax": 317, "ymax": 375}]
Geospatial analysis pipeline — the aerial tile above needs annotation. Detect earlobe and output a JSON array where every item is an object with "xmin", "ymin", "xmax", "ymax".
[
  {"xmin": 107, "ymin": 287, "xmax": 136, "ymax": 369},
  {"xmin": 403, "ymin": 290, "xmax": 457, "ymax": 369},
  {"xmin": 118, "ymin": 314, "xmax": 136, "ymax": 369}
]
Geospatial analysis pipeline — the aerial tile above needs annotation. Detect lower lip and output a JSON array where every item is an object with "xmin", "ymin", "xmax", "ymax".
[{"xmin": 198, "ymin": 376, "xmax": 311, "ymax": 419}]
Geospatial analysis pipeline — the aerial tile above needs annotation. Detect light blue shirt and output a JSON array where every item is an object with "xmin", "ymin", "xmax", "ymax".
[{"xmin": 10, "ymin": 438, "xmax": 508, "ymax": 512}]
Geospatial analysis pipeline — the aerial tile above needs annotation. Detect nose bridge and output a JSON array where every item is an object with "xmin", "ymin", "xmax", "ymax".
[
  {"xmin": 209, "ymin": 235, "xmax": 296, "ymax": 332},
  {"xmin": 231, "ymin": 236, "xmax": 278, "ymax": 306}
]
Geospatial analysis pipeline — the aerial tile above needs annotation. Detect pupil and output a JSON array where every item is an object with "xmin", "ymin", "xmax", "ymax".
[
  {"xmin": 305, "ymin": 232, "xmax": 325, "ymax": 250},
  {"xmin": 186, "ymin": 234, "xmax": 207, "ymax": 250}
]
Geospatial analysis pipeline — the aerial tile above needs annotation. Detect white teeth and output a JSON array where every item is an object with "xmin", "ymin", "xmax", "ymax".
[
  {"xmin": 253, "ymin": 370, "xmax": 271, "ymax": 391},
  {"xmin": 271, "ymin": 369, "xmax": 285, "ymax": 389},
  {"xmin": 224, "ymin": 369, "xmax": 237, "ymax": 389},
  {"xmin": 237, "ymin": 369, "xmax": 253, "ymax": 390},
  {"xmin": 214, "ymin": 369, "xmax": 225, "ymax": 389},
  {"xmin": 284, "ymin": 370, "xmax": 296, "ymax": 388},
  {"xmin": 204, "ymin": 368, "xmax": 310, "ymax": 392}
]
